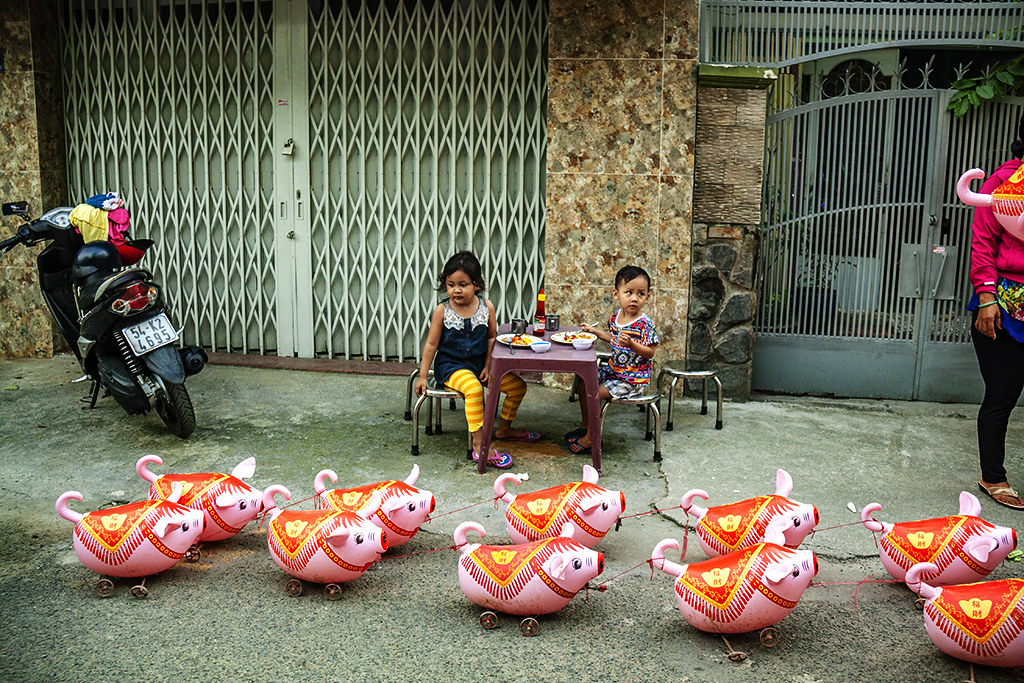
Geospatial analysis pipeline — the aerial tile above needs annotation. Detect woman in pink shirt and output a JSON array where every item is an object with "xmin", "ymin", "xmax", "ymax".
[{"xmin": 969, "ymin": 114, "xmax": 1024, "ymax": 509}]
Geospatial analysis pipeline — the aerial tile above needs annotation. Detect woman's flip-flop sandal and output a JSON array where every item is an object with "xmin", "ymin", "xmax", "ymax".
[
  {"xmin": 978, "ymin": 481, "xmax": 1024, "ymax": 510},
  {"xmin": 496, "ymin": 430, "xmax": 541, "ymax": 443},
  {"xmin": 472, "ymin": 450, "xmax": 513, "ymax": 469},
  {"xmin": 564, "ymin": 428, "xmax": 587, "ymax": 443}
]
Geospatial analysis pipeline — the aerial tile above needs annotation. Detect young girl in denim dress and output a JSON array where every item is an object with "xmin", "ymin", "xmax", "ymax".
[{"xmin": 414, "ymin": 251, "xmax": 540, "ymax": 468}]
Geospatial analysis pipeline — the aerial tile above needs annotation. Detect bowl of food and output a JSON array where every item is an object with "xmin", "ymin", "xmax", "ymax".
[
  {"xmin": 572, "ymin": 338, "xmax": 593, "ymax": 350},
  {"xmin": 530, "ymin": 341, "xmax": 551, "ymax": 353}
]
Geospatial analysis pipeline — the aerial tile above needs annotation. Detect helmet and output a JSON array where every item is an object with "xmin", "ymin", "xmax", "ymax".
[{"xmin": 72, "ymin": 241, "xmax": 122, "ymax": 279}]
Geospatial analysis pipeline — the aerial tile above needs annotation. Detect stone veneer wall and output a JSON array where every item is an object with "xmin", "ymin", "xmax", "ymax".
[
  {"xmin": 0, "ymin": 0, "xmax": 66, "ymax": 357},
  {"xmin": 686, "ymin": 68, "xmax": 774, "ymax": 400},
  {"xmin": 544, "ymin": 0, "xmax": 699, "ymax": 372}
]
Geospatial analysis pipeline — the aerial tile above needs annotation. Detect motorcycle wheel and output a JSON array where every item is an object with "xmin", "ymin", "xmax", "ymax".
[{"xmin": 155, "ymin": 382, "xmax": 196, "ymax": 439}]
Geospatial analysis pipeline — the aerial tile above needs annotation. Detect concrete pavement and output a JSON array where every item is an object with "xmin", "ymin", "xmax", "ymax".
[{"xmin": 1, "ymin": 355, "xmax": 1022, "ymax": 682}]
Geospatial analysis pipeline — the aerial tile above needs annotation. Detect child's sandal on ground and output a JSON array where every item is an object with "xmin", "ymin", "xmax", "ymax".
[
  {"xmin": 978, "ymin": 481, "xmax": 1024, "ymax": 510},
  {"xmin": 471, "ymin": 449, "xmax": 513, "ymax": 469},
  {"xmin": 566, "ymin": 436, "xmax": 591, "ymax": 455}
]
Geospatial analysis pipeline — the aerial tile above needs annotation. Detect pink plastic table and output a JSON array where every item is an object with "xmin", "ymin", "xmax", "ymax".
[{"xmin": 478, "ymin": 325, "xmax": 602, "ymax": 474}]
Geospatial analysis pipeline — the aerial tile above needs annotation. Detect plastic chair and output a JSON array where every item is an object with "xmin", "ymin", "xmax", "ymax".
[
  {"xmin": 404, "ymin": 370, "xmax": 473, "ymax": 457},
  {"xmin": 599, "ymin": 389, "xmax": 663, "ymax": 462},
  {"xmin": 657, "ymin": 368, "xmax": 723, "ymax": 431}
]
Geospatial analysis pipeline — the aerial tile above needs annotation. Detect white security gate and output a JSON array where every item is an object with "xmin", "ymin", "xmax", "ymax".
[
  {"xmin": 754, "ymin": 79, "xmax": 1024, "ymax": 400},
  {"xmin": 59, "ymin": 0, "xmax": 547, "ymax": 360}
]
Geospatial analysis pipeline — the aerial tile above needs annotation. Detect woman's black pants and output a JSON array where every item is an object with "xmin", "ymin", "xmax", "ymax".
[{"xmin": 972, "ymin": 316, "xmax": 1024, "ymax": 483}]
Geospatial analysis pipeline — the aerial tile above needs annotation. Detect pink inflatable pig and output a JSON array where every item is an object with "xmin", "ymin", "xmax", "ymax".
[
  {"xmin": 860, "ymin": 491, "xmax": 1017, "ymax": 585},
  {"xmin": 137, "ymin": 455, "xmax": 286, "ymax": 542},
  {"xmin": 906, "ymin": 562, "xmax": 1024, "ymax": 669},
  {"xmin": 493, "ymin": 465, "xmax": 625, "ymax": 548},
  {"xmin": 265, "ymin": 487, "xmax": 388, "ymax": 587},
  {"xmin": 454, "ymin": 521, "xmax": 603, "ymax": 617},
  {"xmin": 313, "ymin": 464, "xmax": 435, "ymax": 547},
  {"xmin": 651, "ymin": 524, "xmax": 818, "ymax": 635},
  {"xmin": 55, "ymin": 483, "xmax": 204, "ymax": 579},
  {"xmin": 681, "ymin": 469, "xmax": 819, "ymax": 557},
  {"xmin": 957, "ymin": 166, "xmax": 1024, "ymax": 242}
]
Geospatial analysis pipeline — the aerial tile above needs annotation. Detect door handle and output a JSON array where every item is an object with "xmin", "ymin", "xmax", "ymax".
[
  {"xmin": 286, "ymin": 231, "xmax": 295, "ymax": 239},
  {"xmin": 929, "ymin": 248, "xmax": 947, "ymax": 297}
]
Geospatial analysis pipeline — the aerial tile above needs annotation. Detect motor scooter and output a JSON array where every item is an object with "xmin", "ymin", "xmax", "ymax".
[{"xmin": 0, "ymin": 200, "xmax": 206, "ymax": 437}]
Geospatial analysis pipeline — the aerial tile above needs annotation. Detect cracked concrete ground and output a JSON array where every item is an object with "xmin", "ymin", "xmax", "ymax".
[{"xmin": 1, "ymin": 355, "xmax": 1022, "ymax": 682}]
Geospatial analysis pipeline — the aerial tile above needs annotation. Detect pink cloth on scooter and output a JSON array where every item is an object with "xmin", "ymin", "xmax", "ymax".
[{"xmin": 106, "ymin": 207, "xmax": 130, "ymax": 246}]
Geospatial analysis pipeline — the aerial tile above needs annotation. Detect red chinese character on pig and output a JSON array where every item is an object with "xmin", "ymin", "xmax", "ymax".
[
  {"xmin": 264, "ymin": 487, "xmax": 388, "ymax": 585},
  {"xmin": 861, "ymin": 491, "xmax": 1017, "ymax": 586},
  {"xmin": 454, "ymin": 521, "xmax": 603, "ymax": 616},
  {"xmin": 651, "ymin": 523, "xmax": 818, "ymax": 634},
  {"xmin": 493, "ymin": 464, "xmax": 625, "ymax": 548},
  {"xmin": 681, "ymin": 469, "xmax": 819, "ymax": 557},
  {"xmin": 906, "ymin": 562, "xmax": 1024, "ymax": 669},
  {"xmin": 56, "ymin": 482, "xmax": 205, "ymax": 578},
  {"xmin": 312, "ymin": 464, "xmax": 435, "ymax": 547},
  {"xmin": 136, "ymin": 455, "xmax": 287, "ymax": 542}
]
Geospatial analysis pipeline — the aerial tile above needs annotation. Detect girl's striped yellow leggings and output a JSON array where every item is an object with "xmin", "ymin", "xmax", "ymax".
[{"xmin": 445, "ymin": 369, "xmax": 526, "ymax": 432}]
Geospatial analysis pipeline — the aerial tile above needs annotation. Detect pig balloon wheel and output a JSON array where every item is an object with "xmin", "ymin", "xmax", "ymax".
[
  {"xmin": 324, "ymin": 584, "xmax": 342, "ymax": 601},
  {"xmin": 95, "ymin": 578, "xmax": 114, "ymax": 598},
  {"xmin": 183, "ymin": 545, "xmax": 201, "ymax": 563},
  {"xmin": 479, "ymin": 611, "xmax": 498, "ymax": 630},
  {"xmin": 520, "ymin": 617, "xmax": 541, "ymax": 637},
  {"xmin": 286, "ymin": 579, "xmax": 303, "ymax": 597},
  {"xmin": 759, "ymin": 627, "xmax": 780, "ymax": 647}
]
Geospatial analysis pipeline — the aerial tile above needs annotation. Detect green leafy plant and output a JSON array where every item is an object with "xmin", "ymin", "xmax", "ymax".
[{"xmin": 948, "ymin": 52, "xmax": 1024, "ymax": 117}]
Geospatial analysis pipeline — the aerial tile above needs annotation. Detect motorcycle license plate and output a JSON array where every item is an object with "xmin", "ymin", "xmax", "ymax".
[{"xmin": 123, "ymin": 314, "xmax": 179, "ymax": 356}]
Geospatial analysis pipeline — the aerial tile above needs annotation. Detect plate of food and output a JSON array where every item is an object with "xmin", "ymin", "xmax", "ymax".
[
  {"xmin": 497, "ymin": 333, "xmax": 543, "ymax": 347},
  {"xmin": 550, "ymin": 331, "xmax": 598, "ymax": 345}
]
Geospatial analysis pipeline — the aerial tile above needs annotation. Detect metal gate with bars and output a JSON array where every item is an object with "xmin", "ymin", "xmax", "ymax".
[
  {"xmin": 59, "ymin": 0, "xmax": 547, "ymax": 361},
  {"xmin": 753, "ymin": 63, "xmax": 1024, "ymax": 401}
]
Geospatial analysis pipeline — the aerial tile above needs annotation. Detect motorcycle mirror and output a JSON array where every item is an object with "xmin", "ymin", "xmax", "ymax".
[{"xmin": 2, "ymin": 201, "xmax": 29, "ymax": 217}]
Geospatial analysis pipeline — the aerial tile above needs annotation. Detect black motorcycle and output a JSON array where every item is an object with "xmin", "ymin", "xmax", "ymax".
[{"xmin": 1, "ymin": 201, "xmax": 206, "ymax": 437}]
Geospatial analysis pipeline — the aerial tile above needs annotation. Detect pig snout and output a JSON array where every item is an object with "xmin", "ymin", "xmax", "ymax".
[
  {"xmin": 429, "ymin": 495, "xmax": 436, "ymax": 513},
  {"xmin": 619, "ymin": 492, "xmax": 626, "ymax": 514},
  {"xmin": 1011, "ymin": 529, "xmax": 1018, "ymax": 549},
  {"xmin": 597, "ymin": 552, "xmax": 604, "ymax": 575},
  {"xmin": 379, "ymin": 530, "xmax": 389, "ymax": 552}
]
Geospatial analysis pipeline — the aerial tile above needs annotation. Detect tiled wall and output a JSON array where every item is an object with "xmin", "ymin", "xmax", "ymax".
[
  {"xmin": 544, "ymin": 0, "xmax": 699, "ymax": 367},
  {"xmin": 0, "ymin": 0, "xmax": 65, "ymax": 357}
]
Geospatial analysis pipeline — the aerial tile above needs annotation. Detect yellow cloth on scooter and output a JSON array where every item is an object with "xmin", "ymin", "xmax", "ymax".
[{"xmin": 70, "ymin": 204, "xmax": 109, "ymax": 243}]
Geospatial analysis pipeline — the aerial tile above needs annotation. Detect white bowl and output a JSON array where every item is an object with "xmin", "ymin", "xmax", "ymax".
[
  {"xmin": 530, "ymin": 341, "xmax": 551, "ymax": 353},
  {"xmin": 572, "ymin": 339, "xmax": 593, "ymax": 350}
]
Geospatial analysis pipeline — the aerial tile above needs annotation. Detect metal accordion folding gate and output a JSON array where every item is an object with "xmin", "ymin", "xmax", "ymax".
[
  {"xmin": 753, "ymin": 66, "xmax": 1024, "ymax": 401},
  {"xmin": 58, "ymin": 0, "xmax": 547, "ymax": 361}
]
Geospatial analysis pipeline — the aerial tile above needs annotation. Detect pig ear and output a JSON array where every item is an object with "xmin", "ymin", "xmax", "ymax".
[
  {"xmin": 763, "ymin": 563, "xmax": 795, "ymax": 585},
  {"xmin": 151, "ymin": 516, "xmax": 177, "ymax": 538},
  {"xmin": 215, "ymin": 491, "xmax": 242, "ymax": 509},
  {"xmin": 959, "ymin": 491, "xmax": 982, "ymax": 517},
  {"xmin": 230, "ymin": 457, "xmax": 256, "ymax": 480},
  {"xmin": 964, "ymin": 536, "xmax": 998, "ymax": 563},
  {"xmin": 327, "ymin": 526, "xmax": 351, "ymax": 545},
  {"xmin": 775, "ymin": 469, "xmax": 794, "ymax": 497},
  {"xmin": 382, "ymin": 496, "xmax": 405, "ymax": 514},
  {"xmin": 544, "ymin": 554, "xmax": 570, "ymax": 581},
  {"xmin": 763, "ymin": 517, "xmax": 792, "ymax": 546},
  {"xmin": 582, "ymin": 464, "xmax": 599, "ymax": 484},
  {"xmin": 578, "ymin": 496, "xmax": 602, "ymax": 513},
  {"xmin": 404, "ymin": 464, "xmax": 419, "ymax": 486}
]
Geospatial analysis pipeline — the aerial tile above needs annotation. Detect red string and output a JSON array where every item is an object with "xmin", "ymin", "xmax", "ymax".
[
  {"xmin": 382, "ymin": 543, "xmax": 461, "ymax": 560},
  {"xmin": 810, "ymin": 574, "xmax": 902, "ymax": 612},
  {"xmin": 424, "ymin": 497, "xmax": 499, "ymax": 522},
  {"xmin": 617, "ymin": 504, "xmax": 684, "ymax": 521}
]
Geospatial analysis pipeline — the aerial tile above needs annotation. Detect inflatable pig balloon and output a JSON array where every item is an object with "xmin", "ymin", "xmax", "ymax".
[
  {"xmin": 651, "ymin": 523, "xmax": 818, "ymax": 637},
  {"xmin": 957, "ymin": 166, "xmax": 1024, "ymax": 242},
  {"xmin": 55, "ymin": 483, "xmax": 204, "ymax": 580},
  {"xmin": 681, "ymin": 469, "xmax": 819, "ymax": 557},
  {"xmin": 313, "ymin": 464, "xmax": 435, "ymax": 547},
  {"xmin": 493, "ymin": 465, "xmax": 625, "ymax": 548},
  {"xmin": 906, "ymin": 562, "xmax": 1024, "ymax": 669},
  {"xmin": 454, "ymin": 521, "xmax": 603, "ymax": 630},
  {"xmin": 137, "ymin": 455, "xmax": 286, "ymax": 542},
  {"xmin": 266, "ymin": 488, "xmax": 388, "ymax": 593},
  {"xmin": 860, "ymin": 491, "xmax": 1017, "ymax": 585}
]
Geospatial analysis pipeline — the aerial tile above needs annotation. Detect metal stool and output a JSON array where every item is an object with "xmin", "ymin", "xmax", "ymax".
[
  {"xmin": 599, "ymin": 390, "xmax": 662, "ymax": 462},
  {"xmin": 657, "ymin": 368, "xmax": 723, "ymax": 431},
  {"xmin": 404, "ymin": 370, "xmax": 473, "ymax": 457}
]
